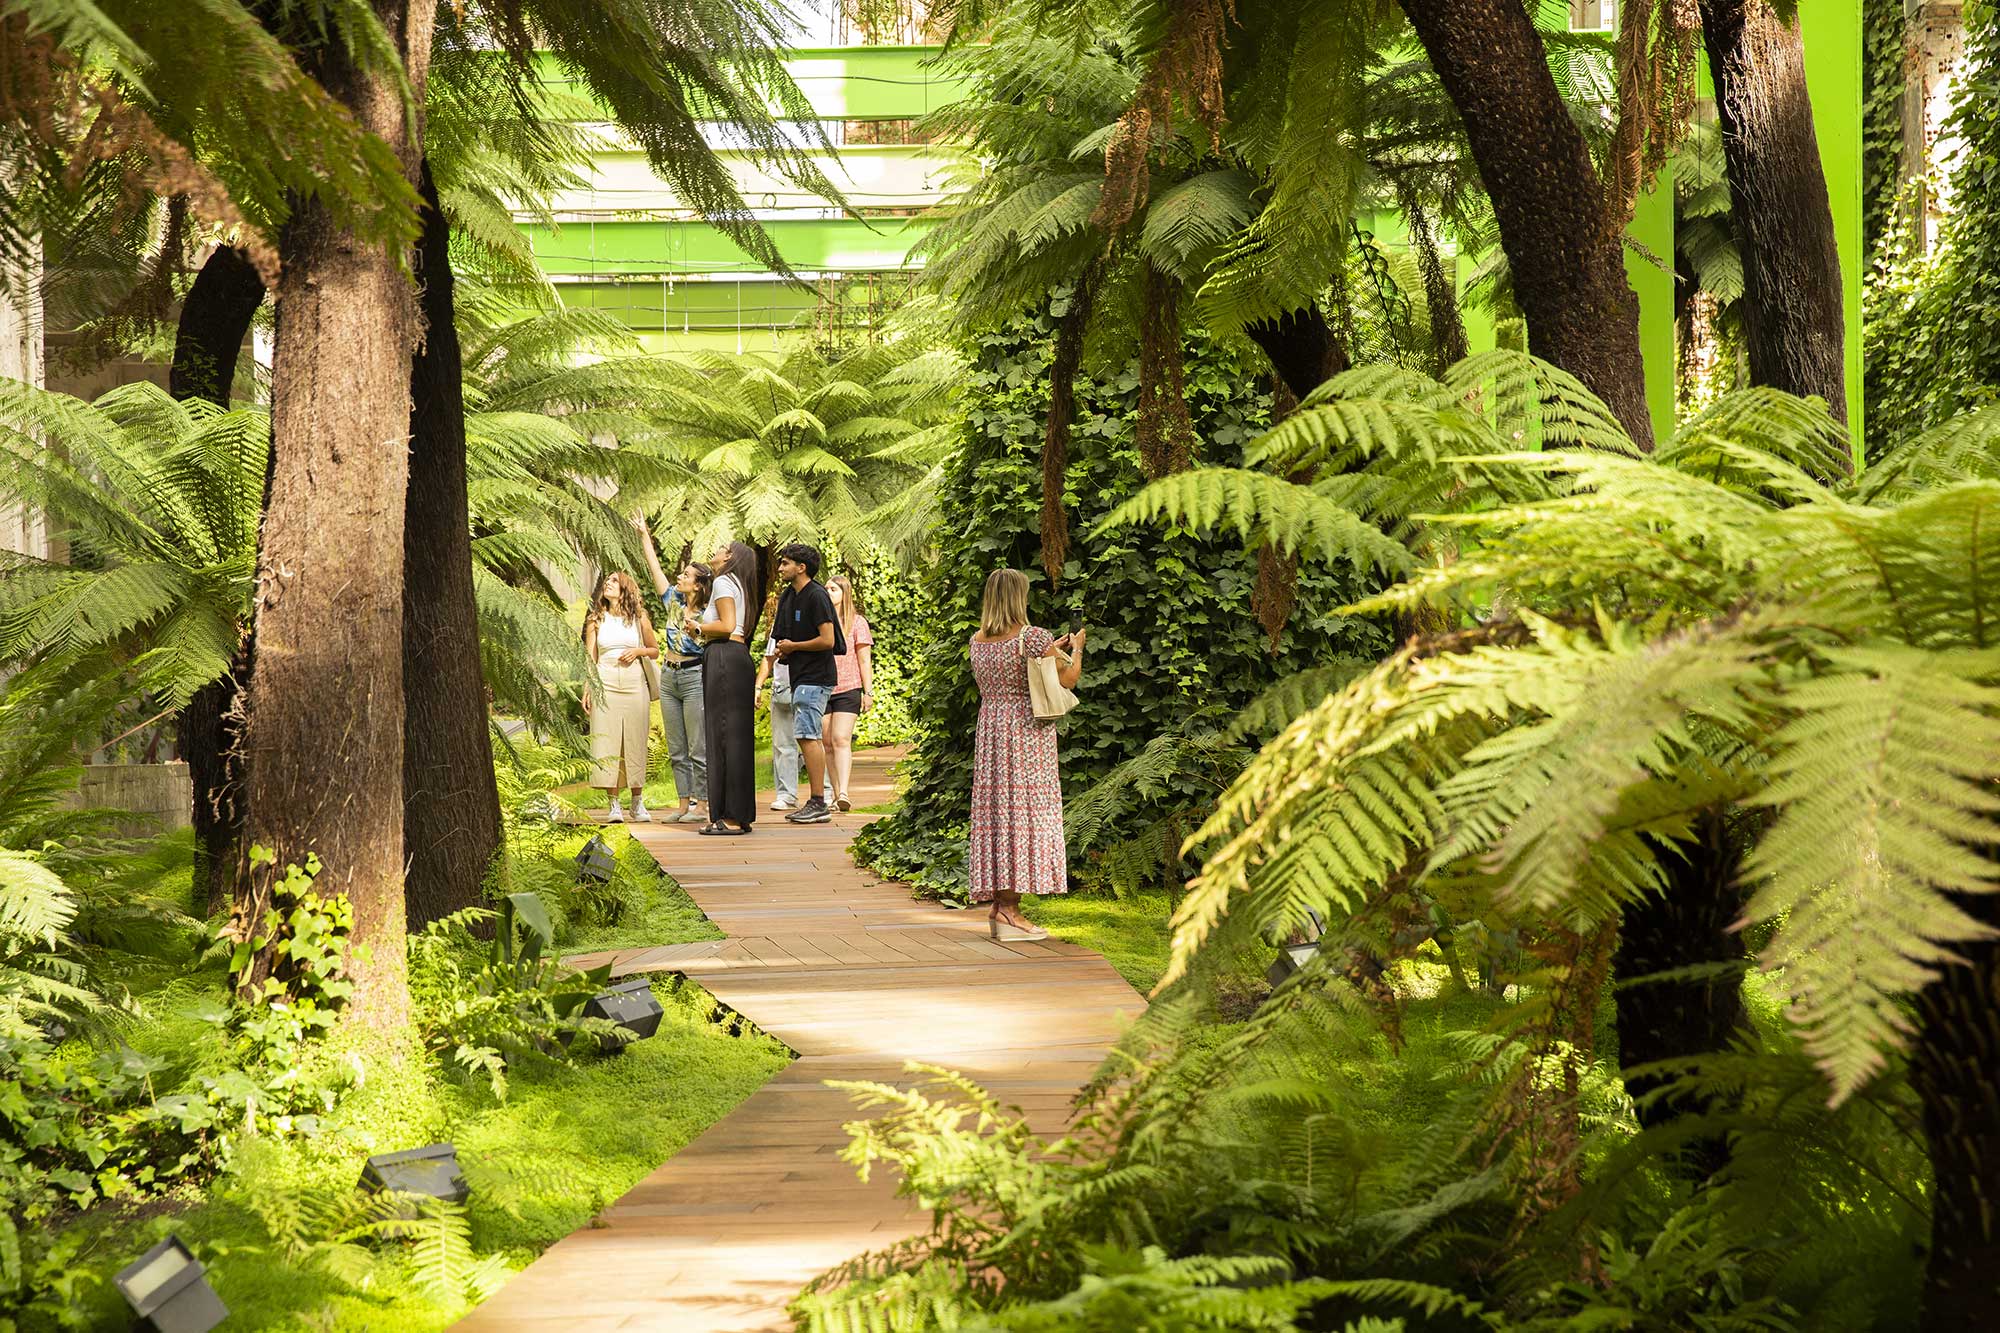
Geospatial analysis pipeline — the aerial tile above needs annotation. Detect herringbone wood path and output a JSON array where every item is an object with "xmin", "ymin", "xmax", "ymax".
[{"xmin": 454, "ymin": 748, "xmax": 1146, "ymax": 1331}]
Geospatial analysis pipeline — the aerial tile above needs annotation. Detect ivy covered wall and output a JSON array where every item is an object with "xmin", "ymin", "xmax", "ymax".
[
  {"xmin": 852, "ymin": 312, "xmax": 1390, "ymax": 901},
  {"xmin": 1865, "ymin": 0, "xmax": 2000, "ymax": 457}
]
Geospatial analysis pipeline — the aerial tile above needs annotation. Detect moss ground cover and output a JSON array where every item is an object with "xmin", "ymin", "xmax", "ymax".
[{"xmin": 22, "ymin": 827, "xmax": 783, "ymax": 1333}]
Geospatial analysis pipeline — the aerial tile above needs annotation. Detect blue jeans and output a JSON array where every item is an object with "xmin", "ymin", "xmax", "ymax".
[
  {"xmin": 791, "ymin": 684, "xmax": 831, "ymax": 741},
  {"xmin": 769, "ymin": 679, "xmax": 799, "ymax": 802},
  {"xmin": 659, "ymin": 662, "xmax": 706, "ymax": 802}
]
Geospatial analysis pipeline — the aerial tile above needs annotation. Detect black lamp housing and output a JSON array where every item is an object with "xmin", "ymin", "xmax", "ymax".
[
  {"xmin": 360, "ymin": 1142, "xmax": 470, "ymax": 1205},
  {"xmin": 573, "ymin": 834, "xmax": 617, "ymax": 883},
  {"xmin": 114, "ymin": 1236, "xmax": 228, "ymax": 1333},
  {"xmin": 1264, "ymin": 908, "xmax": 1328, "ymax": 988},
  {"xmin": 580, "ymin": 976, "xmax": 665, "ymax": 1052}
]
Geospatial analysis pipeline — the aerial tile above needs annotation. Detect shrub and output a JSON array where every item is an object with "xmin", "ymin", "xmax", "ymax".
[{"xmin": 852, "ymin": 315, "xmax": 1389, "ymax": 902}]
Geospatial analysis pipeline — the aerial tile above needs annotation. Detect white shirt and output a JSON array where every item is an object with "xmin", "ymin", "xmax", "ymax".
[
  {"xmin": 763, "ymin": 631, "xmax": 790, "ymax": 688},
  {"xmin": 705, "ymin": 573, "xmax": 747, "ymax": 641},
  {"xmin": 595, "ymin": 613, "xmax": 642, "ymax": 656}
]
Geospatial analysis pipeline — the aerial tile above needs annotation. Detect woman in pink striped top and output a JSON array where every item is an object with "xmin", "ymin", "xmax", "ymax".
[{"xmin": 824, "ymin": 575, "xmax": 874, "ymax": 812}]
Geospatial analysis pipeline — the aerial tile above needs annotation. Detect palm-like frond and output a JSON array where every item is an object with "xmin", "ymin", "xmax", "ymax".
[
  {"xmin": 1117, "ymin": 350, "xmax": 2000, "ymax": 1102},
  {"xmin": 622, "ymin": 340, "xmax": 962, "ymax": 561},
  {"xmin": 0, "ymin": 379, "xmax": 263, "ymax": 707}
]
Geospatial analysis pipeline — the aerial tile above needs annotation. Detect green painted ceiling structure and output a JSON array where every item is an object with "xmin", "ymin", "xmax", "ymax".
[{"xmin": 524, "ymin": 13, "xmax": 1865, "ymax": 438}]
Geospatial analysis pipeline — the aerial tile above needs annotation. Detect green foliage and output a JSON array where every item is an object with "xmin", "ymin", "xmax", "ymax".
[
  {"xmin": 1862, "ymin": 0, "xmax": 1909, "ymax": 259},
  {"xmin": 407, "ymin": 892, "xmax": 618, "ymax": 1102},
  {"xmin": 0, "ymin": 382, "xmax": 266, "ymax": 709},
  {"xmin": 848, "ymin": 548, "xmax": 925, "ymax": 749},
  {"xmin": 2, "ymin": 0, "xmax": 423, "ymax": 269},
  {"xmin": 223, "ymin": 1139, "xmax": 507, "ymax": 1308},
  {"xmin": 1106, "ymin": 353, "xmax": 2000, "ymax": 1101},
  {"xmin": 852, "ymin": 316, "xmax": 1390, "ymax": 902},
  {"xmin": 1864, "ymin": 0, "xmax": 2000, "ymax": 459},
  {"xmin": 617, "ymin": 341, "xmax": 963, "ymax": 566}
]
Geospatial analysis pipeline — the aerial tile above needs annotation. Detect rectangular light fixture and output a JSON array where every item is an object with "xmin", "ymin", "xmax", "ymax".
[
  {"xmin": 360, "ymin": 1143, "xmax": 470, "ymax": 1205},
  {"xmin": 574, "ymin": 833, "xmax": 617, "ymax": 883},
  {"xmin": 114, "ymin": 1236, "xmax": 228, "ymax": 1333},
  {"xmin": 1264, "ymin": 907, "xmax": 1328, "ymax": 987},
  {"xmin": 580, "ymin": 976, "xmax": 665, "ymax": 1051}
]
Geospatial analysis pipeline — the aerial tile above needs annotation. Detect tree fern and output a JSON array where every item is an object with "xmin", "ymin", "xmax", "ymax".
[
  {"xmin": 1111, "ymin": 353, "xmax": 2000, "ymax": 1100},
  {"xmin": 1097, "ymin": 469, "xmax": 1414, "ymax": 576}
]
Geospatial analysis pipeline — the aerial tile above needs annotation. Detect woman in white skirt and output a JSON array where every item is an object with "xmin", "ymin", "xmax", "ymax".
[{"xmin": 583, "ymin": 571, "xmax": 660, "ymax": 822}]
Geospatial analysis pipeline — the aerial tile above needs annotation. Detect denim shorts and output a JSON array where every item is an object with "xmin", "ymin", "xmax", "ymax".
[{"xmin": 790, "ymin": 683, "xmax": 830, "ymax": 740}]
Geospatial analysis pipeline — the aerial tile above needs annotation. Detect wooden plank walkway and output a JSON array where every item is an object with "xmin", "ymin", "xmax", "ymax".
[{"xmin": 455, "ymin": 748, "xmax": 1147, "ymax": 1331}]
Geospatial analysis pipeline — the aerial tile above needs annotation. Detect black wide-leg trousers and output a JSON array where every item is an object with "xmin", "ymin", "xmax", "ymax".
[{"xmin": 701, "ymin": 640, "xmax": 757, "ymax": 827}]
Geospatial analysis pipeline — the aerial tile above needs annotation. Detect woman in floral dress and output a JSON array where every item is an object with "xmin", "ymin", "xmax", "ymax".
[{"xmin": 968, "ymin": 568, "xmax": 1086, "ymax": 940}]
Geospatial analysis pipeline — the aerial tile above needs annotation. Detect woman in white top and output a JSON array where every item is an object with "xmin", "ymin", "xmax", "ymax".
[
  {"xmin": 691, "ymin": 541, "xmax": 762, "ymax": 834},
  {"xmin": 583, "ymin": 571, "xmax": 660, "ymax": 821}
]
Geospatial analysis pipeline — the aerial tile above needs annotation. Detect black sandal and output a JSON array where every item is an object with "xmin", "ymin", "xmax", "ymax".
[{"xmin": 699, "ymin": 822, "xmax": 751, "ymax": 836}]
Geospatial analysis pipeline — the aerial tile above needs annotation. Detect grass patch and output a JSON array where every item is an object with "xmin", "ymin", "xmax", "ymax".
[
  {"xmin": 1030, "ymin": 890, "xmax": 1175, "ymax": 995},
  {"xmin": 554, "ymin": 825, "xmax": 722, "ymax": 956},
  {"xmin": 50, "ymin": 976, "xmax": 787, "ymax": 1332},
  {"xmin": 29, "ymin": 819, "xmax": 782, "ymax": 1332}
]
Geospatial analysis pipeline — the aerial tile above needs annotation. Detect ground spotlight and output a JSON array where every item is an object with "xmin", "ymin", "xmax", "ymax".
[
  {"xmin": 114, "ymin": 1236, "xmax": 227, "ymax": 1333},
  {"xmin": 360, "ymin": 1143, "xmax": 470, "ymax": 1205},
  {"xmin": 573, "ymin": 834, "xmax": 617, "ymax": 883},
  {"xmin": 580, "ymin": 976, "xmax": 665, "ymax": 1052}
]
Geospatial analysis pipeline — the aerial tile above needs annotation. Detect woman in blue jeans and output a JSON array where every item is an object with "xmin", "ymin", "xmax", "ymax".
[{"xmin": 635, "ymin": 517, "xmax": 709, "ymax": 823}]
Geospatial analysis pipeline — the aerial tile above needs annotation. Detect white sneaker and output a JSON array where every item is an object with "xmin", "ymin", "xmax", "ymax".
[
  {"xmin": 770, "ymin": 797, "xmax": 795, "ymax": 811},
  {"xmin": 631, "ymin": 800, "xmax": 651, "ymax": 822},
  {"xmin": 605, "ymin": 799, "xmax": 625, "ymax": 823}
]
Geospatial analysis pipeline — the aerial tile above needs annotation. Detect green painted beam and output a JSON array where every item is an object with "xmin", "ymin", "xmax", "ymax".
[
  {"xmin": 523, "ymin": 216, "xmax": 931, "ymax": 277},
  {"xmin": 535, "ymin": 45, "xmax": 969, "ymax": 123}
]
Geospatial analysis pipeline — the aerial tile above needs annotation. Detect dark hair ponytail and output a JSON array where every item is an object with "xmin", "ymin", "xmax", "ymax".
[{"xmin": 719, "ymin": 541, "xmax": 762, "ymax": 641}]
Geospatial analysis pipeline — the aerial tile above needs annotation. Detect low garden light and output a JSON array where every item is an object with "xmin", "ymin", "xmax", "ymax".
[
  {"xmin": 360, "ymin": 1143, "xmax": 470, "ymax": 1205},
  {"xmin": 1264, "ymin": 908, "xmax": 1328, "ymax": 988},
  {"xmin": 573, "ymin": 833, "xmax": 617, "ymax": 883},
  {"xmin": 581, "ymin": 976, "xmax": 665, "ymax": 1052},
  {"xmin": 114, "ymin": 1236, "xmax": 227, "ymax": 1333}
]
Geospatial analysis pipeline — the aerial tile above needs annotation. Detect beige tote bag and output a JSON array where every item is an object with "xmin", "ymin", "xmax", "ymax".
[{"xmin": 1020, "ymin": 631, "xmax": 1078, "ymax": 722}]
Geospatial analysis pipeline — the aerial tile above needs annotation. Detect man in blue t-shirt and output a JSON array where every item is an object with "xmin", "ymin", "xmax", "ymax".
[{"xmin": 772, "ymin": 542, "xmax": 845, "ymax": 824}]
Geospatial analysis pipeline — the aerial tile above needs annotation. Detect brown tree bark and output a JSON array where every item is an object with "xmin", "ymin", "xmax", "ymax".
[
  {"xmin": 1911, "ymin": 916, "xmax": 2000, "ymax": 1327},
  {"xmin": 1039, "ymin": 269, "xmax": 1100, "ymax": 584},
  {"xmin": 402, "ymin": 159, "xmax": 502, "ymax": 930},
  {"xmin": 168, "ymin": 245, "xmax": 266, "ymax": 916},
  {"xmin": 1696, "ymin": 0, "xmax": 1848, "ymax": 426},
  {"xmin": 1245, "ymin": 304, "xmax": 1351, "ymax": 402},
  {"xmin": 236, "ymin": 0, "xmax": 437, "ymax": 1030},
  {"xmin": 1397, "ymin": 0, "xmax": 1655, "ymax": 448}
]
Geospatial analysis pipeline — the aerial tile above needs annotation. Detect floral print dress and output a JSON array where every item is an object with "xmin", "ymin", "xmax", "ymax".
[{"xmin": 968, "ymin": 628, "xmax": 1067, "ymax": 902}]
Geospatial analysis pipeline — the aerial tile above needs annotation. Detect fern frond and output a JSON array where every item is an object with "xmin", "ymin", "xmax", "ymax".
[{"xmin": 1745, "ymin": 644, "xmax": 2000, "ymax": 1101}]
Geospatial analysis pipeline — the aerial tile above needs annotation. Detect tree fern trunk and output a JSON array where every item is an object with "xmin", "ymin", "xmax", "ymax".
[
  {"xmin": 1696, "ymin": 0, "xmax": 1848, "ymax": 426},
  {"xmin": 1396, "ymin": 0, "xmax": 1655, "ymax": 448},
  {"xmin": 402, "ymin": 159, "xmax": 502, "ymax": 930},
  {"xmin": 168, "ymin": 244, "xmax": 265, "ymax": 916},
  {"xmin": 237, "ymin": 0, "xmax": 436, "ymax": 1030},
  {"xmin": 1245, "ymin": 305, "xmax": 1349, "ymax": 402},
  {"xmin": 1612, "ymin": 808, "xmax": 1746, "ymax": 1178},
  {"xmin": 1912, "ymin": 919, "xmax": 2000, "ymax": 1325}
]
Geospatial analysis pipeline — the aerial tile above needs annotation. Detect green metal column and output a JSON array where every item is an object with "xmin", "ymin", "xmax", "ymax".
[
  {"xmin": 1630, "ymin": 175, "xmax": 1679, "ymax": 445},
  {"xmin": 1802, "ymin": 0, "xmax": 1865, "ymax": 436}
]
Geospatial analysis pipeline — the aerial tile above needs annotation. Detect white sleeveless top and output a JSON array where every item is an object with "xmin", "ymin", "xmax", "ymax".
[
  {"xmin": 705, "ymin": 573, "xmax": 747, "ymax": 641},
  {"xmin": 596, "ymin": 613, "xmax": 642, "ymax": 656}
]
